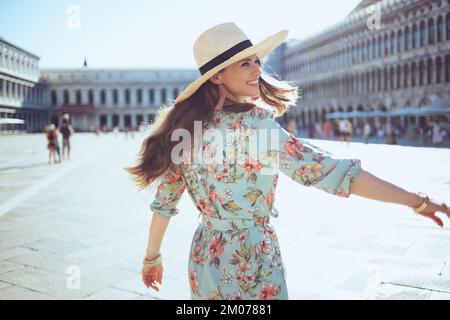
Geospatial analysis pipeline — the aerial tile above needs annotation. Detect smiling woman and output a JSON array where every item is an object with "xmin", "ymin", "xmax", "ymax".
[{"xmin": 126, "ymin": 21, "xmax": 450, "ymax": 301}]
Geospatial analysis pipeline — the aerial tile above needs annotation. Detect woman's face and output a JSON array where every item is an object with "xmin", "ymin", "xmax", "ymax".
[{"xmin": 210, "ymin": 54, "xmax": 262, "ymax": 103}]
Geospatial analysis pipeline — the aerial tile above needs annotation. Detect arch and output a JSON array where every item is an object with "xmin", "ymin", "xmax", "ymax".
[
  {"xmin": 419, "ymin": 20, "xmax": 427, "ymax": 46},
  {"xmin": 418, "ymin": 60, "xmax": 425, "ymax": 86},
  {"xmin": 428, "ymin": 18, "xmax": 435, "ymax": 45},
  {"xmin": 411, "ymin": 62, "xmax": 417, "ymax": 87},
  {"xmin": 427, "ymin": 58, "xmax": 433, "ymax": 84},
  {"xmin": 437, "ymin": 15, "xmax": 444, "ymax": 42},
  {"xmin": 397, "ymin": 29, "xmax": 403, "ymax": 53},
  {"xmin": 436, "ymin": 56, "xmax": 442, "ymax": 83}
]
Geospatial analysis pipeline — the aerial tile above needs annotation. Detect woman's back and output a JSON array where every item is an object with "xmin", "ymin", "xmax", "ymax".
[{"xmin": 150, "ymin": 105, "xmax": 362, "ymax": 221}]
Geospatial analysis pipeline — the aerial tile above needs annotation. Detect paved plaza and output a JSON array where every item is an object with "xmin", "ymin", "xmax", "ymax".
[{"xmin": 0, "ymin": 131, "xmax": 449, "ymax": 300}]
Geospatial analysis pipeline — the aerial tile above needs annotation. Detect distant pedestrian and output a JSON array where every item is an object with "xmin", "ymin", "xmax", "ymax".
[
  {"xmin": 59, "ymin": 118, "xmax": 74, "ymax": 161},
  {"xmin": 46, "ymin": 124, "xmax": 60, "ymax": 164},
  {"xmin": 363, "ymin": 121, "xmax": 371, "ymax": 144},
  {"xmin": 339, "ymin": 119, "xmax": 352, "ymax": 146}
]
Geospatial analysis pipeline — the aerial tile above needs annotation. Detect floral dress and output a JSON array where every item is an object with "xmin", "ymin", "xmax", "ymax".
[{"xmin": 150, "ymin": 105, "xmax": 363, "ymax": 300}]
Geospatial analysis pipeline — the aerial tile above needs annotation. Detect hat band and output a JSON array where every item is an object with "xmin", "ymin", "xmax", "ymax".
[{"xmin": 199, "ymin": 40, "xmax": 253, "ymax": 75}]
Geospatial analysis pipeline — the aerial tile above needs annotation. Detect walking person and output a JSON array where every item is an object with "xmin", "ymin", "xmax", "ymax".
[
  {"xmin": 363, "ymin": 120, "xmax": 371, "ymax": 144},
  {"xmin": 126, "ymin": 22, "xmax": 450, "ymax": 300},
  {"xmin": 59, "ymin": 118, "xmax": 74, "ymax": 161},
  {"xmin": 46, "ymin": 124, "xmax": 60, "ymax": 164}
]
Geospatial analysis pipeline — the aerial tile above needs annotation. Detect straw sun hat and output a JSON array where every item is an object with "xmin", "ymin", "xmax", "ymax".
[{"xmin": 174, "ymin": 22, "xmax": 289, "ymax": 105}]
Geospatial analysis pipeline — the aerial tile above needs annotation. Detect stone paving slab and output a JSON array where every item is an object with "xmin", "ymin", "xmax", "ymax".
[{"xmin": 0, "ymin": 132, "xmax": 449, "ymax": 299}]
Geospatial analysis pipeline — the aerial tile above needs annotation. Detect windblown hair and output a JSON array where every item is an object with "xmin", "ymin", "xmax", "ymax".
[{"xmin": 125, "ymin": 71, "xmax": 299, "ymax": 189}]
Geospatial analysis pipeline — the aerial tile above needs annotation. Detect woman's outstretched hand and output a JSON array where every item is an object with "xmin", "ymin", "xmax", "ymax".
[
  {"xmin": 416, "ymin": 198, "xmax": 450, "ymax": 228},
  {"xmin": 142, "ymin": 263, "xmax": 163, "ymax": 292}
]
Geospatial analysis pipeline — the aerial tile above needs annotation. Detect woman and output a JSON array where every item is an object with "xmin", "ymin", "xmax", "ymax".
[
  {"xmin": 46, "ymin": 124, "xmax": 60, "ymax": 164},
  {"xmin": 126, "ymin": 22, "xmax": 449, "ymax": 300}
]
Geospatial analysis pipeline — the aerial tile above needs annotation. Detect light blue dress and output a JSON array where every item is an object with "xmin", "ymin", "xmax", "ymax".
[{"xmin": 150, "ymin": 105, "xmax": 362, "ymax": 300}]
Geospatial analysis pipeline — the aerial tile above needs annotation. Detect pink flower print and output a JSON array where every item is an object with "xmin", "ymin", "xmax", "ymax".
[
  {"xmin": 238, "ymin": 261, "xmax": 252, "ymax": 273},
  {"xmin": 231, "ymin": 118, "xmax": 243, "ymax": 130},
  {"xmin": 260, "ymin": 240, "xmax": 271, "ymax": 254},
  {"xmin": 284, "ymin": 137, "xmax": 303, "ymax": 157},
  {"xmin": 208, "ymin": 236, "xmax": 225, "ymax": 258},
  {"xmin": 198, "ymin": 198, "xmax": 214, "ymax": 216},
  {"xmin": 258, "ymin": 284, "xmax": 280, "ymax": 300},
  {"xmin": 242, "ymin": 157, "xmax": 264, "ymax": 174},
  {"xmin": 233, "ymin": 292, "xmax": 244, "ymax": 300},
  {"xmin": 208, "ymin": 190, "xmax": 218, "ymax": 202},
  {"xmin": 266, "ymin": 191, "xmax": 274, "ymax": 208},
  {"xmin": 189, "ymin": 270, "xmax": 200, "ymax": 296}
]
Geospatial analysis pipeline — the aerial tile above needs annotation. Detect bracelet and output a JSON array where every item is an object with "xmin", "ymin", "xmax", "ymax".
[
  {"xmin": 143, "ymin": 255, "xmax": 162, "ymax": 268},
  {"xmin": 412, "ymin": 192, "xmax": 429, "ymax": 214}
]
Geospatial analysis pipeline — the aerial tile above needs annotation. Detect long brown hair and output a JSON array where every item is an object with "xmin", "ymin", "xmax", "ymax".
[{"xmin": 125, "ymin": 71, "xmax": 299, "ymax": 189}]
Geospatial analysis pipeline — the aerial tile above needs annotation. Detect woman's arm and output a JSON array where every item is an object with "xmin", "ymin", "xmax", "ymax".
[
  {"xmin": 145, "ymin": 212, "xmax": 170, "ymax": 260},
  {"xmin": 349, "ymin": 170, "xmax": 422, "ymax": 207},
  {"xmin": 349, "ymin": 170, "xmax": 449, "ymax": 227}
]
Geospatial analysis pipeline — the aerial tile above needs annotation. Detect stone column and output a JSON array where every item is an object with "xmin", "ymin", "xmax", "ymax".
[
  {"xmin": 119, "ymin": 113, "xmax": 124, "ymax": 129},
  {"xmin": 105, "ymin": 114, "xmax": 110, "ymax": 129}
]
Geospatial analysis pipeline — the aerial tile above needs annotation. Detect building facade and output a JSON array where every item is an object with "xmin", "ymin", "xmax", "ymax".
[
  {"xmin": 0, "ymin": 37, "xmax": 47, "ymax": 132},
  {"xmin": 282, "ymin": 0, "xmax": 450, "ymax": 130},
  {"xmin": 40, "ymin": 68, "xmax": 198, "ymax": 131}
]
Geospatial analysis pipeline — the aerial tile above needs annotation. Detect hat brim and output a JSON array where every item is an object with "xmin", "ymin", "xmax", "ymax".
[{"xmin": 174, "ymin": 29, "xmax": 289, "ymax": 105}]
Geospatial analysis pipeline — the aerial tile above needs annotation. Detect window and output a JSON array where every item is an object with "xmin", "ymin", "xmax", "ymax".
[
  {"xmin": 101, "ymin": 89, "xmax": 106, "ymax": 105},
  {"xmin": 436, "ymin": 57, "xmax": 442, "ymax": 83},
  {"xmin": 113, "ymin": 89, "xmax": 118, "ymax": 105},
  {"xmin": 384, "ymin": 33, "xmax": 389, "ymax": 55},
  {"xmin": 390, "ymin": 31, "xmax": 395, "ymax": 54},
  {"xmin": 0, "ymin": 79, "xmax": 3, "ymax": 96},
  {"xmin": 446, "ymin": 13, "xmax": 450, "ymax": 41},
  {"xmin": 88, "ymin": 89, "xmax": 94, "ymax": 104},
  {"xmin": 51, "ymin": 90, "xmax": 57, "ymax": 106},
  {"xmin": 420, "ymin": 20, "xmax": 427, "ymax": 46},
  {"xmin": 149, "ymin": 88, "xmax": 154, "ymax": 104},
  {"xmin": 428, "ymin": 18, "xmax": 435, "ymax": 45},
  {"xmin": 76, "ymin": 90, "xmax": 81, "ymax": 104},
  {"xmin": 397, "ymin": 30, "xmax": 403, "ymax": 53},
  {"xmin": 137, "ymin": 89, "xmax": 142, "ymax": 104},
  {"xmin": 412, "ymin": 24, "xmax": 419, "ymax": 49},
  {"xmin": 405, "ymin": 26, "xmax": 410, "ymax": 50},
  {"xmin": 437, "ymin": 16, "xmax": 443, "ymax": 42},
  {"xmin": 383, "ymin": 68, "xmax": 388, "ymax": 90},
  {"xmin": 419, "ymin": 60, "xmax": 424, "ymax": 86},
  {"xmin": 161, "ymin": 88, "xmax": 166, "ymax": 103},
  {"xmin": 396, "ymin": 65, "xmax": 401, "ymax": 89},
  {"xmin": 445, "ymin": 55, "xmax": 450, "ymax": 82},
  {"xmin": 378, "ymin": 35, "xmax": 383, "ymax": 57},
  {"xmin": 377, "ymin": 69, "xmax": 381, "ymax": 91},
  {"xmin": 173, "ymin": 88, "xmax": 178, "ymax": 100},
  {"xmin": 64, "ymin": 90, "xmax": 69, "ymax": 105},
  {"xmin": 427, "ymin": 58, "xmax": 433, "ymax": 84},
  {"xmin": 125, "ymin": 89, "xmax": 130, "ymax": 104},
  {"xmin": 389, "ymin": 67, "xmax": 394, "ymax": 90},
  {"xmin": 372, "ymin": 38, "xmax": 376, "ymax": 58},
  {"xmin": 403, "ymin": 64, "xmax": 409, "ymax": 87},
  {"xmin": 411, "ymin": 62, "xmax": 416, "ymax": 87}
]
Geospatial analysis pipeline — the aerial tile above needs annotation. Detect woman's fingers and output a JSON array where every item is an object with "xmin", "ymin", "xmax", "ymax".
[
  {"xmin": 142, "ymin": 267, "xmax": 162, "ymax": 291},
  {"xmin": 424, "ymin": 212, "xmax": 444, "ymax": 228}
]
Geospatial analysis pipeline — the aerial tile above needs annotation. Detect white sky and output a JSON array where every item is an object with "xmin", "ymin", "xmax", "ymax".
[{"xmin": 0, "ymin": 0, "xmax": 362, "ymax": 69}]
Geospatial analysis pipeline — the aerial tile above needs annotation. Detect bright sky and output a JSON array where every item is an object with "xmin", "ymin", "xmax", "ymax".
[{"xmin": 0, "ymin": 0, "xmax": 361, "ymax": 69}]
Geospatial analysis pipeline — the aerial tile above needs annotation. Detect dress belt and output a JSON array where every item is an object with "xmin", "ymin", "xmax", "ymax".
[{"xmin": 200, "ymin": 216, "xmax": 270, "ymax": 231}]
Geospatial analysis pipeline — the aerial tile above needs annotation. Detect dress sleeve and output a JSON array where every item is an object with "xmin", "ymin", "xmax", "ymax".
[
  {"xmin": 256, "ymin": 108, "xmax": 363, "ymax": 198},
  {"xmin": 149, "ymin": 166, "xmax": 186, "ymax": 217}
]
